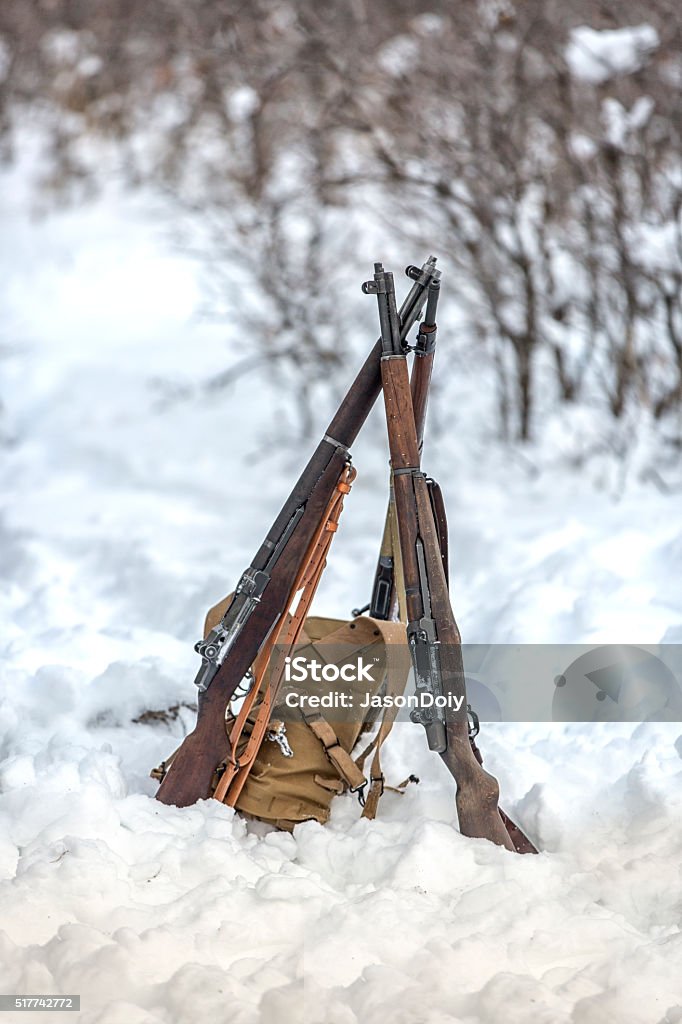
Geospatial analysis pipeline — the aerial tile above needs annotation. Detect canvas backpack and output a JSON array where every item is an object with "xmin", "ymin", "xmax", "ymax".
[{"xmin": 203, "ymin": 602, "xmax": 411, "ymax": 827}]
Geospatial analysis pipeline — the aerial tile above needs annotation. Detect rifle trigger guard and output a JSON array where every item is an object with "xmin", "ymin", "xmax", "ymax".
[{"xmin": 467, "ymin": 705, "xmax": 480, "ymax": 739}]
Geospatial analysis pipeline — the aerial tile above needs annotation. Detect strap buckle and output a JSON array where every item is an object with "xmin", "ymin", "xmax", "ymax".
[{"xmin": 266, "ymin": 722, "xmax": 294, "ymax": 758}]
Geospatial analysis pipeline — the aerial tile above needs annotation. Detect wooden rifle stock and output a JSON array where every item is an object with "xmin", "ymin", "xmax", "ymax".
[
  {"xmin": 421, "ymin": 475, "xmax": 534, "ymax": 851},
  {"xmin": 407, "ymin": 474, "xmax": 515, "ymax": 849}
]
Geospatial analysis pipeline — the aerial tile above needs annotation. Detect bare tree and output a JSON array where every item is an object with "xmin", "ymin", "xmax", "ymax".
[{"xmin": 1, "ymin": 0, "xmax": 681, "ymax": 444}]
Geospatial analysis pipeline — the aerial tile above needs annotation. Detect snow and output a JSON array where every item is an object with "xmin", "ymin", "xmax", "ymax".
[
  {"xmin": 226, "ymin": 86, "xmax": 260, "ymax": 123},
  {"xmin": 377, "ymin": 35, "xmax": 420, "ymax": 78},
  {"xmin": 565, "ymin": 25, "xmax": 659, "ymax": 85},
  {"xmin": 1, "ymin": 169, "xmax": 682, "ymax": 1023}
]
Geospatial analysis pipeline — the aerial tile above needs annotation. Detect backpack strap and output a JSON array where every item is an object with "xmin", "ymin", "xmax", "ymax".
[
  {"xmin": 302, "ymin": 712, "xmax": 367, "ymax": 794},
  {"xmin": 297, "ymin": 615, "xmax": 410, "ymax": 814},
  {"xmin": 359, "ymin": 617, "xmax": 409, "ymax": 819},
  {"xmin": 358, "ymin": 484, "xmax": 410, "ymax": 819}
]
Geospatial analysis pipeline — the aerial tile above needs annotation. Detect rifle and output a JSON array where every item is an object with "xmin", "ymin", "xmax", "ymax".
[
  {"xmin": 364, "ymin": 262, "xmax": 537, "ymax": 852},
  {"xmin": 155, "ymin": 256, "xmax": 440, "ymax": 807}
]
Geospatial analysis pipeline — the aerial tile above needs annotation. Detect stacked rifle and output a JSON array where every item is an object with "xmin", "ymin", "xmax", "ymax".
[{"xmin": 154, "ymin": 257, "xmax": 536, "ymax": 855}]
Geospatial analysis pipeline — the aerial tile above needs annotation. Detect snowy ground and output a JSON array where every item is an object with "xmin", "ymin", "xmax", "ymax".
[{"xmin": 1, "ymin": 177, "xmax": 682, "ymax": 1024}]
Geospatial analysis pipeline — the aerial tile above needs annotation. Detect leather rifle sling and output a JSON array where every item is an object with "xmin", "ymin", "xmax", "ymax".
[
  {"xmin": 222, "ymin": 521, "xmax": 341, "ymax": 806},
  {"xmin": 213, "ymin": 464, "xmax": 355, "ymax": 805}
]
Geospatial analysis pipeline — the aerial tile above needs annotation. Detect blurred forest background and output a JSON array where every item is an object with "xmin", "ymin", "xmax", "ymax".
[{"xmin": 1, "ymin": 0, "xmax": 682, "ymax": 453}]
